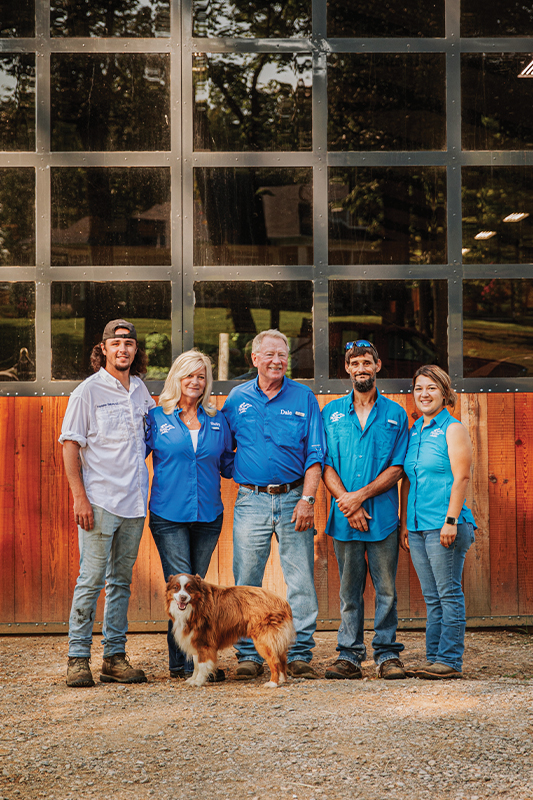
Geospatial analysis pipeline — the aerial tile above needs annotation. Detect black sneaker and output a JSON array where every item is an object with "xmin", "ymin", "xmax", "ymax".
[
  {"xmin": 325, "ymin": 659, "xmax": 362, "ymax": 680},
  {"xmin": 67, "ymin": 656, "xmax": 95, "ymax": 688}
]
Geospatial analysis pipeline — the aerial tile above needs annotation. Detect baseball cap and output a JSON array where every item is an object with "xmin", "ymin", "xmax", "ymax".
[{"xmin": 102, "ymin": 319, "xmax": 137, "ymax": 342}]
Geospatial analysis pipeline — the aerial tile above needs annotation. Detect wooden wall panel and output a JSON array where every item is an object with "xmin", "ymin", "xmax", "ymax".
[
  {"xmin": 0, "ymin": 397, "xmax": 15, "ymax": 622},
  {"xmin": 515, "ymin": 394, "xmax": 533, "ymax": 615}
]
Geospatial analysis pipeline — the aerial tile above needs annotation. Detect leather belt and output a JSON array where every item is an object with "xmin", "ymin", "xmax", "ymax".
[{"xmin": 240, "ymin": 477, "xmax": 305, "ymax": 495}]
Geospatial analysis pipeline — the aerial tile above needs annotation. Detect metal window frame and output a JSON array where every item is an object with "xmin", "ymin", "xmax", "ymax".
[{"xmin": 1, "ymin": 0, "xmax": 533, "ymax": 397}]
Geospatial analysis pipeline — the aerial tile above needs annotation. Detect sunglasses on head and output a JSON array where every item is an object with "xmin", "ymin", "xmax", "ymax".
[{"xmin": 345, "ymin": 339, "xmax": 374, "ymax": 350}]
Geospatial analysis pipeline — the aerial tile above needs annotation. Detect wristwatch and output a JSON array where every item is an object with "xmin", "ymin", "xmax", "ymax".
[
  {"xmin": 302, "ymin": 495, "xmax": 315, "ymax": 505},
  {"xmin": 445, "ymin": 516, "xmax": 458, "ymax": 525}
]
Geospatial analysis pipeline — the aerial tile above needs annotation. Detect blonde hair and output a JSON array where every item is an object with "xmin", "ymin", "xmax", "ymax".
[
  {"xmin": 252, "ymin": 329, "xmax": 289, "ymax": 354},
  {"xmin": 158, "ymin": 350, "xmax": 216, "ymax": 417},
  {"xmin": 412, "ymin": 365, "xmax": 457, "ymax": 409}
]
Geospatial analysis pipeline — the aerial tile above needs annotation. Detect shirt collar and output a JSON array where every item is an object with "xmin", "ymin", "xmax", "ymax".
[
  {"xmin": 253, "ymin": 375, "xmax": 287, "ymax": 399},
  {"xmin": 416, "ymin": 406, "xmax": 450, "ymax": 431},
  {"xmin": 99, "ymin": 366, "xmax": 138, "ymax": 394},
  {"xmin": 348, "ymin": 386, "xmax": 382, "ymax": 415}
]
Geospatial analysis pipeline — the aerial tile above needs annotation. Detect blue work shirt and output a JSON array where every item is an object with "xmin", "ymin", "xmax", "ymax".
[
  {"xmin": 222, "ymin": 376, "xmax": 325, "ymax": 486},
  {"xmin": 146, "ymin": 405, "xmax": 234, "ymax": 523},
  {"xmin": 403, "ymin": 407, "xmax": 477, "ymax": 532},
  {"xmin": 322, "ymin": 389, "xmax": 408, "ymax": 542}
]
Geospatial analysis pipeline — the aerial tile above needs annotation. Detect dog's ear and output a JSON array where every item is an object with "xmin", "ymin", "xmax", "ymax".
[{"xmin": 166, "ymin": 575, "xmax": 176, "ymax": 587}]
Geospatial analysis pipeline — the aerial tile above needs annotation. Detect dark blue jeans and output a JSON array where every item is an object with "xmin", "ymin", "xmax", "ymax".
[{"xmin": 149, "ymin": 511, "xmax": 223, "ymax": 672}]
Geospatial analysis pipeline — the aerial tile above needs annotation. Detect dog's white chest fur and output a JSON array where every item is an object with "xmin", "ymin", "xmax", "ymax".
[{"xmin": 168, "ymin": 597, "xmax": 194, "ymax": 654}]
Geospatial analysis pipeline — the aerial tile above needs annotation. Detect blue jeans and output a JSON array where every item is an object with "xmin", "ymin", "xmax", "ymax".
[
  {"xmin": 333, "ymin": 529, "xmax": 404, "ymax": 667},
  {"xmin": 149, "ymin": 511, "xmax": 223, "ymax": 672},
  {"xmin": 232, "ymin": 484, "xmax": 318, "ymax": 664},
  {"xmin": 68, "ymin": 505, "xmax": 145, "ymax": 658},
  {"xmin": 408, "ymin": 523, "xmax": 475, "ymax": 671}
]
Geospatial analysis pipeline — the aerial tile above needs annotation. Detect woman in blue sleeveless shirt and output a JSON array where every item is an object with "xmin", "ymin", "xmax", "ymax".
[{"xmin": 400, "ymin": 365, "xmax": 476, "ymax": 679}]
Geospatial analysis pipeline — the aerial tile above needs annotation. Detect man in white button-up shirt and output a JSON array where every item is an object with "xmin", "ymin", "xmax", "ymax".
[{"xmin": 59, "ymin": 319, "xmax": 155, "ymax": 688}]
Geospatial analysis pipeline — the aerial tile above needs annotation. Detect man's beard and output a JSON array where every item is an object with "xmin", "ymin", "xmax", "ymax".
[{"xmin": 352, "ymin": 376, "xmax": 374, "ymax": 393}]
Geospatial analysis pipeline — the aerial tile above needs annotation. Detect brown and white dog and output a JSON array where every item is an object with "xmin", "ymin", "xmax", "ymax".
[{"xmin": 165, "ymin": 573, "xmax": 296, "ymax": 688}]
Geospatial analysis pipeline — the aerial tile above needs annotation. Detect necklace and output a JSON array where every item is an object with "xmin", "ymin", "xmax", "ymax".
[{"xmin": 180, "ymin": 408, "xmax": 197, "ymax": 426}]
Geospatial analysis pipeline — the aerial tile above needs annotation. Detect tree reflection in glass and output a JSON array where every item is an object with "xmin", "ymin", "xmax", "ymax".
[
  {"xmin": 329, "ymin": 167, "xmax": 447, "ymax": 266},
  {"xmin": 327, "ymin": 0, "xmax": 444, "ymax": 37},
  {"xmin": 0, "ymin": 283, "xmax": 36, "ymax": 383},
  {"xmin": 0, "ymin": 55, "xmax": 35, "ymax": 152},
  {"xmin": 0, "ymin": 0, "xmax": 34, "ymax": 36},
  {"xmin": 194, "ymin": 54, "xmax": 311, "ymax": 152},
  {"xmin": 193, "ymin": 0, "xmax": 310, "ymax": 38},
  {"xmin": 51, "ymin": 54, "xmax": 170, "ymax": 152},
  {"xmin": 461, "ymin": 0, "xmax": 533, "ymax": 37},
  {"xmin": 50, "ymin": 0, "xmax": 170, "ymax": 37},
  {"xmin": 0, "ymin": 169, "xmax": 35, "ymax": 266}
]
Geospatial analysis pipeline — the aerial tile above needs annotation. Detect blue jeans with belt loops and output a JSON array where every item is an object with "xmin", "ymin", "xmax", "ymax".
[
  {"xmin": 232, "ymin": 484, "xmax": 318, "ymax": 664},
  {"xmin": 408, "ymin": 523, "xmax": 475, "ymax": 671}
]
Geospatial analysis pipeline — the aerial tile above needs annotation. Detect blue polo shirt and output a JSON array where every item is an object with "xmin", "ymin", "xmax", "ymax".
[
  {"xmin": 222, "ymin": 376, "xmax": 325, "ymax": 486},
  {"xmin": 146, "ymin": 405, "xmax": 234, "ymax": 523},
  {"xmin": 403, "ymin": 407, "xmax": 477, "ymax": 532},
  {"xmin": 322, "ymin": 390, "xmax": 408, "ymax": 542}
]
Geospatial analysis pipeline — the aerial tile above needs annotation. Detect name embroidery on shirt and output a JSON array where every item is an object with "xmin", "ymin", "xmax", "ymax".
[
  {"xmin": 238, "ymin": 402, "xmax": 252, "ymax": 414},
  {"xmin": 210, "ymin": 422, "xmax": 221, "ymax": 430},
  {"xmin": 159, "ymin": 423, "xmax": 175, "ymax": 435},
  {"xmin": 329, "ymin": 411, "xmax": 345, "ymax": 422},
  {"xmin": 295, "ymin": 411, "xmax": 305, "ymax": 417},
  {"xmin": 387, "ymin": 419, "xmax": 398, "ymax": 426},
  {"xmin": 280, "ymin": 409, "xmax": 293, "ymax": 415},
  {"xmin": 429, "ymin": 428, "xmax": 445, "ymax": 438}
]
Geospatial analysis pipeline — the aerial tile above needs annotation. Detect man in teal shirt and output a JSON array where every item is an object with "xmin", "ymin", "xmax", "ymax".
[{"xmin": 322, "ymin": 341, "xmax": 408, "ymax": 680}]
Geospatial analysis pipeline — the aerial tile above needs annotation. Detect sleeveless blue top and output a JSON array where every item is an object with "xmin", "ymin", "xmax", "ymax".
[{"xmin": 403, "ymin": 407, "xmax": 477, "ymax": 532}]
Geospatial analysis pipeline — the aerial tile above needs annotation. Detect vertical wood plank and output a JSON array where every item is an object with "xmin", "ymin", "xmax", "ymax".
[
  {"xmin": 461, "ymin": 394, "xmax": 491, "ymax": 616},
  {"xmin": 14, "ymin": 397, "xmax": 42, "ymax": 622},
  {"xmin": 41, "ymin": 397, "xmax": 71, "ymax": 622},
  {"xmin": 487, "ymin": 394, "xmax": 518, "ymax": 615},
  {"xmin": 515, "ymin": 394, "xmax": 533, "ymax": 615},
  {"xmin": 0, "ymin": 398, "xmax": 15, "ymax": 622}
]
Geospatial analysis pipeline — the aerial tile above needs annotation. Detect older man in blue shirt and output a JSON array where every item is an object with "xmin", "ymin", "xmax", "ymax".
[
  {"xmin": 322, "ymin": 340, "xmax": 408, "ymax": 680},
  {"xmin": 222, "ymin": 329, "xmax": 326, "ymax": 680}
]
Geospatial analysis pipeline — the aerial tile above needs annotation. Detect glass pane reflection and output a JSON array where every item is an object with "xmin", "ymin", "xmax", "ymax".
[
  {"xmin": 462, "ymin": 0, "xmax": 533, "ymax": 37},
  {"xmin": 463, "ymin": 280, "xmax": 533, "ymax": 378},
  {"xmin": 329, "ymin": 167, "xmax": 446, "ymax": 266},
  {"xmin": 194, "ymin": 54, "xmax": 312, "ymax": 152},
  {"xmin": 0, "ymin": 55, "xmax": 35, "ymax": 152},
  {"xmin": 327, "ymin": 0, "xmax": 444, "ymax": 37},
  {"xmin": 51, "ymin": 281, "xmax": 171, "ymax": 381},
  {"xmin": 194, "ymin": 280, "xmax": 313, "ymax": 380},
  {"xmin": 0, "ymin": 283, "xmax": 36, "ymax": 382},
  {"xmin": 51, "ymin": 54, "xmax": 170, "ymax": 152},
  {"xmin": 462, "ymin": 168, "xmax": 533, "ymax": 265},
  {"xmin": 329, "ymin": 280, "xmax": 448, "ymax": 379},
  {"xmin": 50, "ymin": 0, "xmax": 170, "ymax": 37},
  {"xmin": 194, "ymin": 168, "xmax": 313, "ymax": 266},
  {"xmin": 328, "ymin": 54, "xmax": 446, "ymax": 152},
  {"xmin": 192, "ymin": 0, "xmax": 310, "ymax": 38},
  {"xmin": 0, "ymin": 0, "xmax": 34, "ymax": 36},
  {"xmin": 0, "ymin": 169, "xmax": 35, "ymax": 266},
  {"xmin": 462, "ymin": 55, "xmax": 533, "ymax": 151},
  {"xmin": 51, "ymin": 168, "xmax": 171, "ymax": 267}
]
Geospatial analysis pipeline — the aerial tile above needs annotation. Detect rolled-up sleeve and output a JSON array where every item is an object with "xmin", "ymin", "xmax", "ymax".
[
  {"xmin": 58, "ymin": 394, "xmax": 89, "ymax": 448},
  {"xmin": 303, "ymin": 393, "xmax": 326, "ymax": 472},
  {"xmin": 390, "ymin": 412, "xmax": 409, "ymax": 467}
]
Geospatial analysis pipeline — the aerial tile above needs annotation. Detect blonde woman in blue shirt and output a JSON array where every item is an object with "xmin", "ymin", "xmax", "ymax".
[{"xmin": 400, "ymin": 365, "xmax": 476, "ymax": 680}]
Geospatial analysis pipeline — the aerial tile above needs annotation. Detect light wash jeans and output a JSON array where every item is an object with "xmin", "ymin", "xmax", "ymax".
[
  {"xmin": 149, "ymin": 511, "xmax": 223, "ymax": 672},
  {"xmin": 232, "ymin": 484, "xmax": 318, "ymax": 664},
  {"xmin": 68, "ymin": 505, "xmax": 145, "ymax": 658},
  {"xmin": 408, "ymin": 522, "xmax": 475, "ymax": 671},
  {"xmin": 333, "ymin": 529, "xmax": 404, "ymax": 666}
]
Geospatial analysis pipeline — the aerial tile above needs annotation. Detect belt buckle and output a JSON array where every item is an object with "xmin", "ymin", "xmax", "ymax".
[{"xmin": 266, "ymin": 484, "xmax": 280, "ymax": 494}]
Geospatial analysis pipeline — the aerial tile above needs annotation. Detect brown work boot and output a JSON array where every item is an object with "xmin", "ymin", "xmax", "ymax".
[
  {"xmin": 325, "ymin": 659, "xmax": 362, "ymax": 680},
  {"xmin": 100, "ymin": 653, "xmax": 147, "ymax": 684},
  {"xmin": 378, "ymin": 658, "xmax": 407, "ymax": 680},
  {"xmin": 287, "ymin": 660, "xmax": 319, "ymax": 679},
  {"xmin": 67, "ymin": 656, "xmax": 95, "ymax": 688}
]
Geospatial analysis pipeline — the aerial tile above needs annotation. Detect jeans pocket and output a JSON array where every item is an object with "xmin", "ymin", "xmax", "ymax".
[{"xmin": 234, "ymin": 486, "xmax": 254, "ymax": 508}]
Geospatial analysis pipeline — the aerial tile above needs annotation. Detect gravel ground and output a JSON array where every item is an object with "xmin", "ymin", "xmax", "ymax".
[{"xmin": 1, "ymin": 629, "xmax": 532, "ymax": 800}]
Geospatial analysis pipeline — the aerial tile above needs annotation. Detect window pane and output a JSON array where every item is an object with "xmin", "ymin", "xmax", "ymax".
[
  {"xmin": 192, "ymin": 0, "xmax": 310, "ymax": 38},
  {"xmin": 50, "ymin": 0, "xmax": 170, "ymax": 37},
  {"xmin": 329, "ymin": 167, "xmax": 446, "ymax": 266},
  {"xmin": 462, "ymin": 168, "xmax": 533, "ymax": 265},
  {"xmin": 194, "ymin": 280, "xmax": 313, "ymax": 380},
  {"xmin": 0, "ymin": 169, "xmax": 35, "ymax": 266},
  {"xmin": 194, "ymin": 168, "xmax": 313, "ymax": 266},
  {"xmin": 327, "ymin": 0, "xmax": 444, "ymax": 37},
  {"xmin": 51, "ymin": 281, "xmax": 171, "ymax": 380},
  {"xmin": 51, "ymin": 168, "xmax": 171, "ymax": 267},
  {"xmin": 329, "ymin": 280, "xmax": 448, "ymax": 379},
  {"xmin": 0, "ymin": 55, "xmax": 35, "ymax": 152},
  {"xmin": 193, "ymin": 54, "xmax": 312, "ymax": 152},
  {"xmin": 0, "ymin": 0, "xmax": 34, "ymax": 36},
  {"xmin": 461, "ymin": 0, "xmax": 533, "ymax": 37},
  {"xmin": 0, "ymin": 283, "xmax": 36, "ymax": 382},
  {"xmin": 463, "ymin": 280, "xmax": 533, "ymax": 378},
  {"xmin": 328, "ymin": 54, "xmax": 446, "ymax": 152},
  {"xmin": 51, "ymin": 55, "xmax": 170, "ymax": 152},
  {"xmin": 462, "ymin": 55, "xmax": 533, "ymax": 151}
]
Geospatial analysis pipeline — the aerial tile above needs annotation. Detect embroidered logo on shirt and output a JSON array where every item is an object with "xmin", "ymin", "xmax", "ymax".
[
  {"xmin": 159, "ymin": 423, "xmax": 175, "ymax": 435},
  {"xmin": 429, "ymin": 428, "xmax": 445, "ymax": 438},
  {"xmin": 280, "ymin": 409, "xmax": 293, "ymax": 415},
  {"xmin": 295, "ymin": 411, "xmax": 305, "ymax": 417},
  {"xmin": 387, "ymin": 419, "xmax": 398, "ymax": 426},
  {"xmin": 329, "ymin": 411, "xmax": 345, "ymax": 422},
  {"xmin": 238, "ymin": 402, "xmax": 252, "ymax": 414}
]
